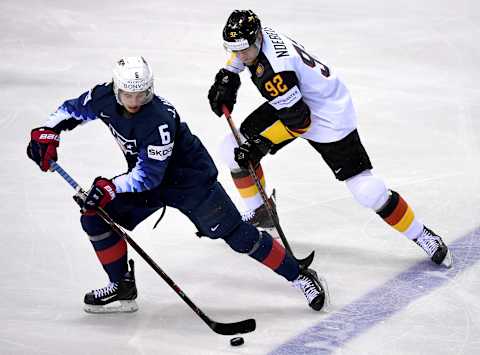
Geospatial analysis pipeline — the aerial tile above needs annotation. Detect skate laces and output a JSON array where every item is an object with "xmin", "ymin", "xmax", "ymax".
[
  {"xmin": 416, "ymin": 228, "xmax": 440, "ymax": 257},
  {"xmin": 293, "ymin": 274, "xmax": 320, "ymax": 303},
  {"xmin": 241, "ymin": 203, "xmax": 270, "ymax": 223},
  {"xmin": 241, "ymin": 209, "xmax": 255, "ymax": 223},
  {"xmin": 93, "ymin": 282, "xmax": 118, "ymax": 298}
]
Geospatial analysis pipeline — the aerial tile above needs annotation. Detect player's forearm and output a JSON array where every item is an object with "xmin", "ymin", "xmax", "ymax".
[
  {"xmin": 112, "ymin": 158, "xmax": 166, "ymax": 193},
  {"xmin": 44, "ymin": 94, "xmax": 97, "ymax": 132}
]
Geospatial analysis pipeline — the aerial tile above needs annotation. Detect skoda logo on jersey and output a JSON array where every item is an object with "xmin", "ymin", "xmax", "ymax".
[
  {"xmin": 108, "ymin": 124, "xmax": 138, "ymax": 156},
  {"xmin": 255, "ymin": 63, "xmax": 265, "ymax": 77}
]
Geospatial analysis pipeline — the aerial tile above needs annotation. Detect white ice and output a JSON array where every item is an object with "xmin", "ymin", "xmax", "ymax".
[{"xmin": 2, "ymin": 0, "xmax": 480, "ymax": 354}]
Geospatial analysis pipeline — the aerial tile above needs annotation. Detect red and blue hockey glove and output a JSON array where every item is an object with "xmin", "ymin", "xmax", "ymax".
[
  {"xmin": 27, "ymin": 127, "xmax": 60, "ymax": 171},
  {"xmin": 82, "ymin": 177, "xmax": 116, "ymax": 212},
  {"xmin": 208, "ymin": 69, "xmax": 241, "ymax": 117},
  {"xmin": 234, "ymin": 136, "xmax": 273, "ymax": 169}
]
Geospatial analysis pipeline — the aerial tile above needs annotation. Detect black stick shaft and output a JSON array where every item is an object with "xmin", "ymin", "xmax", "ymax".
[
  {"xmin": 221, "ymin": 106, "xmax": 315, "ymax": 269},
  {"xmin": 49, "ymin": 161, "xmax": 255, "ymax": 335}
]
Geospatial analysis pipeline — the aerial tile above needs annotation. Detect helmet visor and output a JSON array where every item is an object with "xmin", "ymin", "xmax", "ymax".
[
  {"xmin": 118, "ymin": 89, "xmax": 153, "ymax": 107},
  {"xmin": 223, "ymin": 38, "xmax": 250, "ymax": 52}
]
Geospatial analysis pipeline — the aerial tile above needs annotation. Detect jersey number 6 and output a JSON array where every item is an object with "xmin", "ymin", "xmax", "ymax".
[{"xmin": 158, "ymin": 124, "xmax": 171, "ymax": 144}]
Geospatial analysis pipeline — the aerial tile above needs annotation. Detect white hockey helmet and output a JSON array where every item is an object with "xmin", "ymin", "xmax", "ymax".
[{"xmin": 112, "ymin": 56, "xmax": 154, "ymax": 105}]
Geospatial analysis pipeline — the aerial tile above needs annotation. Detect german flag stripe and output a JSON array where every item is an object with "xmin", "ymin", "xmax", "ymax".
[
  {"xmin": 377, "ymin": 190, "xmax": 400, "ymax": 219},
  {"xmin": 233, "ymin": 167, "xmax": 264, "ymax": 189},
  {"xmin": 238, "ymin": 175, "xmax": 266, "ymax": 198},
  {"xmin": 260, "ymin": 120, "xmax": 297, "ymax": 144},
  {"xmin": 287, "ymin": 117, "xmax": 312, "ymax": 135},
  {"xmin": 231, "ymin": 169, "xmax": 251, "ymax": 180},
  {"xmin": 289, "ymin": 127, "xmax": 309, "ymax": 135},
  {"xmin": 392, "ymin": 206, "xmax": 415, "ymax": 232},
  {"xmin": 384, "ymin": 196, "xmax": 408, "ymax": 226},
  {"xmin": 95, "ymin": 239, "xmax": 127, "ymax": 265},
  {"xmin": 262, "ymin": 239, "xmax": 286, "ymax": 270}
]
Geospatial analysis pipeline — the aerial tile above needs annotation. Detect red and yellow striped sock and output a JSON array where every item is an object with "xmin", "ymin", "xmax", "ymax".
[
  {"xmin": 231, "ymin": 165, "xmax": 266, "ymax": 209},
  {"xmin": 376, "ymin": 190, "xmax": 423, "ymax": 240}
]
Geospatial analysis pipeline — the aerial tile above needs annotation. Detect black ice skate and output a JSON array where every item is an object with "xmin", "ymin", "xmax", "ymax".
[
  {"xmin": 292, "ymin": 268, "xmax": 330, "ymax": 311},
  {"xmin": 242, "ymin": 190, "xmax": 278, "ymax": 231},
  {"xmin": 414, "ymin": 227, "xmax": 453, "ymax": 268},
  {"xmin": 84, "ymin": 259, "xmax": 138, "ymax": 313}
]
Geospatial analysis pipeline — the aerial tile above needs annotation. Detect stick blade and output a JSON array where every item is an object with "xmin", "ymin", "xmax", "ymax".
[
  {"xmin": 210, "ymin": 318, "xmax": 256, "ymax": 335},
  {"xmin": 298, "ymin": 250, "xmax": 315, "ymax": 270}
]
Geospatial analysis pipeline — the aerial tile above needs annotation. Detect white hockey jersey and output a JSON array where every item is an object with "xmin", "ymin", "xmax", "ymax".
[{"xmin": 225, "ymin": 27, "xmax": 357, "ymax": 143}]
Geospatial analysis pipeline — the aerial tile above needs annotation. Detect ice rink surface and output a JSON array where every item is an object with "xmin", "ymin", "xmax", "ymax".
[{"xmin": 2, "ymin": 0, "xmax": 480, "ymax": 354}]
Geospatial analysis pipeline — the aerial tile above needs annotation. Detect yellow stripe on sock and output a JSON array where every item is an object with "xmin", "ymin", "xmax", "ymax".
[
  {"xmin": 393, "ymin": 206, "xmax": 415, "ymax": 233},
  {"xmin": 238, "ymin": 175, "xmax": 265, "ymax": 198}
]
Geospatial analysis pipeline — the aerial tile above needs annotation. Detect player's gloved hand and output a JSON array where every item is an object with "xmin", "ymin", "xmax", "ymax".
[
  {"xmin": 234, "ymin": 136, "xmax": 273, "ymax": 169},
  {"xmin": 81, "ymin": 177, "xmax": 116, "ymax": 212},
  {"xmin": 208, "ymin": 69, "xmax": 240, "ymax": 117},
  {"xmin": 27, "ymin": 127, "xmax": 60, "ymax": 171}
]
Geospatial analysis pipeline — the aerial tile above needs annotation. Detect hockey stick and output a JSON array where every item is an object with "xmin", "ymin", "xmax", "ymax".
[
  {"xmin": 222, "ymin": 106, "xmax": 315, "ymax": 270},
  {"xmin": 49, "ymin": 161, "xmax": 256, "ymax": 336}
]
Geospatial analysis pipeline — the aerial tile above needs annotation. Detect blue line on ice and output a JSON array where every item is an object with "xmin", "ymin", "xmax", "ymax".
[{"xmin": 270, "ymin": 227, "xmax": 480, "ymax": 355}]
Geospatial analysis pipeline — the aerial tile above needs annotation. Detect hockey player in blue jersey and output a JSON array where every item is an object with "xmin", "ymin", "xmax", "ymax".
[{"xmin": 26, "ymin": 56, "xmax": 328, "ymax": 313}]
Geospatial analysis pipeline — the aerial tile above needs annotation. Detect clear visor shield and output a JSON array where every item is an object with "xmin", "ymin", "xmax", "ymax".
[
  {"xmin": 223, "ymin": 38, "xmax": 251, "ymax": 52},
  {"xmin": 118, "ymin": 89, "xmax": 152, "ymax": 107}
]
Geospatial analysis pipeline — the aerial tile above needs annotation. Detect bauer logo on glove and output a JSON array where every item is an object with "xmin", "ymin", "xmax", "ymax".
[{"xmin": 27, "ymin": 127, "xmax": 61, "ymax": 172}]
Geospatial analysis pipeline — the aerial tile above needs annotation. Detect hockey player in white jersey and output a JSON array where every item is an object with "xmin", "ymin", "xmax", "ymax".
[{"xmin": 207, "ymin": 10, "xmax": 452, "ymax": 267}]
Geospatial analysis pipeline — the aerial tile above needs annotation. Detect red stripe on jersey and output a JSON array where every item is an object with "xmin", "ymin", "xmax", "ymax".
[
  {"xmin": 262, "ymin": 239, "xmax": 286, "ymax": 270},
  {"xmin": 96, "ymin": 239, "xmax": 127, "ymax": 265}
]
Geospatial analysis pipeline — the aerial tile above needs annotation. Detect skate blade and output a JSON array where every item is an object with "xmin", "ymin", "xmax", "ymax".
[
  {"xmin": 318, "ymin": 276, "xmax": 331, "ymax": 313},
  {"xmin": 442, "ymin": 249, "xmax": 453, "ymax": 268},
  {"xmin": 84, "ymin": 300, "xmax": 138, "ymax": 314}
]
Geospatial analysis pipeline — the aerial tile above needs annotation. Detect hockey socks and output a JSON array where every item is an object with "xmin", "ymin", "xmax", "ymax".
[
  {"xmin": 88, "ymin": 230, "xmax": 128, "ymax": 282},
  {"xmin": 224, "ymin": 223, "xmax": 299, "ymax": 281},
  {"xmin": 81, "ymin": 214, "xmax": 129, "ymax": 282},
  {"xmin": 376, "ymin": 190, "xmax": 423, "ymax": 240},
  {"xmin": 231, "ymin": 165, "xmax": 266, "ymax": 210}
]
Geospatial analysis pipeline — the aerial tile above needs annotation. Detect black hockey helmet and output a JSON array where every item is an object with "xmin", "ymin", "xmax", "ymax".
[{"xmin": 223, "ymin": 10, "xmax": 261, "ymax": 51}]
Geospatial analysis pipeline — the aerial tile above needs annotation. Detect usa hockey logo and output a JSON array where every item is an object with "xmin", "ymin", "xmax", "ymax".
[{"xmin": 108, "ymin": 124, "xmax": 137, "ymax": 155}]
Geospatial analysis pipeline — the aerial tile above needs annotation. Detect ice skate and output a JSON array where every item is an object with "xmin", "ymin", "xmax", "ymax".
[
  {"xmin": 414, "ymin": 227, "xmax": 453, "ymax": 268},
  {"xmin": 292, "ymin": 268, "xmax": 330, "ymax": 311},
  {"xmin": 84, "ymin": 259, "xmax": 138, "ymax": 313},
  {"xmin": 242, "ymin": 190, "xmax": 279, "ymax": 238}
]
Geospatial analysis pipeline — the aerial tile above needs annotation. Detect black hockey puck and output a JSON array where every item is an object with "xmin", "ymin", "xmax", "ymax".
[{"xmin": 230, "ymin": 337, "xmax": 244, "ymax": 346}]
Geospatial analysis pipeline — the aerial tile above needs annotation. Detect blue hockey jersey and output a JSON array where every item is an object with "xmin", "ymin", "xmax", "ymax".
[{"xmin": 45, "ymin": 82, "xmax": 218, "ymax": 195}]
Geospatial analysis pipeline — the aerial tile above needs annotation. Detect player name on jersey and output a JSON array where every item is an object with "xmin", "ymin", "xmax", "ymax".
[{"xmin": 263, "ymin": 27, "xmax": 289, "ymax": 57}]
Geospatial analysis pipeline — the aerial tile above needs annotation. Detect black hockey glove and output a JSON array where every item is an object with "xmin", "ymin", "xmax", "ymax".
[
  {"xmin": 234, "ymin": 136, "xmax": 273, "ymax": 169},
  {"xmin": 27, "ymin": 127, "xmax": 60, "ymax": 172},
  {"xmin": 208, "ymin": 69, "xmax": 240, "ymax": 117}
]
